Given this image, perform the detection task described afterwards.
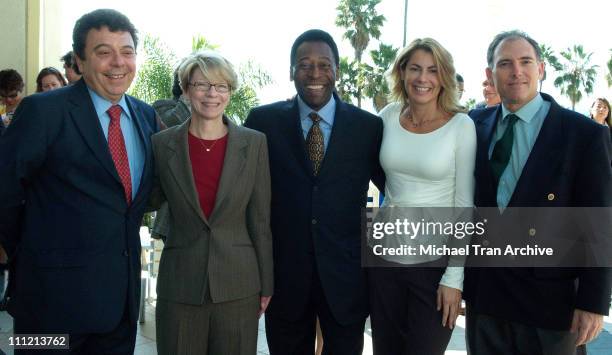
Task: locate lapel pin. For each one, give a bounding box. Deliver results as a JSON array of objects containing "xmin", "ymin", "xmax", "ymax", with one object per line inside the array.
[
  {"xmin": 529, "ymin": 228, "xmax": 536, "ymax": 237},
  {"xmin": 547, "ymin": 193, "xmax": 555, "ymax": 201}
]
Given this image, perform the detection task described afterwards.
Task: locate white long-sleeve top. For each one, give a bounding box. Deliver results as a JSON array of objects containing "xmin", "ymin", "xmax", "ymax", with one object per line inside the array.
[{"xmin": 378, "ymin": 102, "xmax": 477, "ymax": 290}]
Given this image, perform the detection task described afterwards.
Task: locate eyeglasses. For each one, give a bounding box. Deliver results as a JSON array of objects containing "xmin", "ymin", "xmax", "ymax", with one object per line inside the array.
[{"xmin": 189, "ymin": 82, "xmax": 231, "ymax": 93}]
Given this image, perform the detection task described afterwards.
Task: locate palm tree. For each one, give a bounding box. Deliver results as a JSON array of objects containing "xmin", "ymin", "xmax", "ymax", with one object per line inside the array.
[
  {"xmin": 363, "ymin": 43, "xmax": 398, "ymax": 112},
  {"xmin": 606, "ymin": 49, "xmax": 612, "ymax": 87},
  {"xmin": 129, "ymin": 35, "xmax": 176, "ymax": 104},
  {"xmin": 191, "ymin": 35, "xmax": 219, "ymax": 51},
  {"xmin": 337, "ymin": 57, "xmax": 360, "ymax": 104},
  {"xmin": 553, "ymin": 45, "xmax": 598, "ymax": 110},
  {"xmin": 336, "ymin": 0, "xmax": 385, "ymax": 107},
  {"xmin": 538, "ymin": 44, "xmax": 562, "ymax": 91}
]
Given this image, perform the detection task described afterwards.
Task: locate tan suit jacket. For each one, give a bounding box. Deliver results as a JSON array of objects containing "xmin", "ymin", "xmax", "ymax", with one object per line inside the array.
[{"xmin": 150, "ymin": 117, "xmax": 273, "ymax": 305}]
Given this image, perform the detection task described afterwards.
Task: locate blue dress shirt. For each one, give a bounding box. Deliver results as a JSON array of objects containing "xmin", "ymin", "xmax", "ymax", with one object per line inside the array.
[
  {"xmin": 87, "ymin": 88, "xmax": 145, "ymax": 198},
  {"xmin": 297, "ymin": 95, "xmax": 336, "ymax": 154},
  {"xmin": 488, "ymin": 94, "xmax": 551, "ymax": 208}
]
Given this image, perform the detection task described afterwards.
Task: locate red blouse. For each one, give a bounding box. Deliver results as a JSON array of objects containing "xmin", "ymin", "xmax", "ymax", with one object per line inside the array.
[{"xmin": 188, "ymin": 132, "xmax": 228, "ymax": 219}]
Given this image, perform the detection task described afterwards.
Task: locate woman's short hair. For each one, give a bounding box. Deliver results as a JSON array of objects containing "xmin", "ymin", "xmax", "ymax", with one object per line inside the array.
[
  {"xmin": 178, "ymin": 50, "xmax": 239, "ymax": 94},
  {"xmin": 591, "ymin": 97, "xmax": 612, "ymax": 126},
  {"xmin": 36, "ymin": 67, "xmax": 68, "ymax": 92},
  {"xmin": 388, "ymin": 38, "xmax": 463, "ymax": 114}
]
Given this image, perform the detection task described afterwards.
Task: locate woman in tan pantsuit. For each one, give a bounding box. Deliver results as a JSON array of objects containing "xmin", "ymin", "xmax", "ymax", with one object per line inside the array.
[{"xmin": 150, "ymin": 51, "xmax": 273, "ymax": 355}]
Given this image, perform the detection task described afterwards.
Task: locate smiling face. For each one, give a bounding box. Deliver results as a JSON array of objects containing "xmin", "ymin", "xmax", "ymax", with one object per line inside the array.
[
  {"xmin": 402, "ymin": 49, "xmax": 441, "ymax": 108},
  {"xmin": 187, "ymin": 68, "xmax": 230, "ymax": 122},
  {"xmin": 487, "ymin": 37, "xmax": 544, "ymax": 112},
  {"xmin": 75, "ymin": 26, "xmax": 136, "ymax": 104},
  {"xmin": 291, "ymin": 41, "xmax": 338, "ymax": 111}
]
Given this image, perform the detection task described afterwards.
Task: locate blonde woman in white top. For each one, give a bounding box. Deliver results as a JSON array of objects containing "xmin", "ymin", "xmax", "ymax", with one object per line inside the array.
[{"xmin": 368, "ymin": 38, "xmax": 476, "ymax": 355}]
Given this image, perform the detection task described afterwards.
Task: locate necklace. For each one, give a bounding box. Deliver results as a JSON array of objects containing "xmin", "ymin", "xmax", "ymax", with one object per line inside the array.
[
  {"xmin": 406, "ymin": 115, "xmax": 440, "ymax": 128},
  {"xmin": 195, "ymin": 136, "xmax": 223, "ymax": 152}
]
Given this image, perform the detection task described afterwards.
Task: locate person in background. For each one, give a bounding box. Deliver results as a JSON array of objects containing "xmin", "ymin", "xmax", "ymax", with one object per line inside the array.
[
  {"xmin": 369, "ymin": 38, "xmax": 476, "ymax": 355},
  {"xmin": 60, "ymin": 50, "xmax": 82, "ymax": 84},
  {"xmin": 150, "ymin": 50, "xmax": 273, "ymax": 355},
  {"xmin": 590, "ymin": 97, "xmax": 611, "ymax": 127},
  {"xmin": 456, "ymin": 73, "xmax": 465, "ymax": 100},
  {"xmin": 35, "ymin": 67, "xmax": 68, "ymax": 93},
  {"xmin": 0, "ymin": 69, "xmax": 25, "ymax": 131},
  {"xmin": 0, "ymin": 9, "xmax": 159, "ymax": 353},
  {"xmin": 152, "ymin": 68, "xmax": 190, "ymax": 127},
  {"xmin": 150, "ymin": 67, "xmax": 191, "ymax": 241},
  {"xmin": 475, "ymin": 78, "xmax": 501, "ymax": 109}
]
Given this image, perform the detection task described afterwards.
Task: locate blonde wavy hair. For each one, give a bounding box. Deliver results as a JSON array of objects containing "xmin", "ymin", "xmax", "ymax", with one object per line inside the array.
[{"xmin": 388, "ymin": 38, "xmax": 464, "ymax": 114}]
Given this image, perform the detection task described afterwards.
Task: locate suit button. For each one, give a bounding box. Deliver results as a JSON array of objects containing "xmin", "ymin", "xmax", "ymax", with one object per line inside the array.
[
  {"xmin": 482, "ymin": 240, "xmax": 489, "ymax": 247},
  {"xmin": 312, "ymin": 219, "xmax": 317, "ymax": 225},
  {"xmin": 123, "ymin": 250, "xmax": 129, "ymax": 257}
]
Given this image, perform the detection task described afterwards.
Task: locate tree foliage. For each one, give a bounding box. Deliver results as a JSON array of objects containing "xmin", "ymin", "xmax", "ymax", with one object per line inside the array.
[
  {"xmin": 538, "ymin": 43, "xmax": 562, "ymax": 89},
  {"xmin": 606, "ymin": 49, "xmax": 612, "ymax": 87},
  {"xmin": 227, "ymin": 61, "xmax": 273, "ymax": 123},
  {"xmin": 336, "ymin": 0, "xmax": 385, "ymax": 107},
  {"xmin": 337, "ymin": 57, "xmax": 360, "ymax": 103},
  {"xmin": 362, "ymin": 43, "xmax": 398, "ymax": 112},
  {"xmin": 129, "ymin": 34, "xmax": 271, "ymax": 124},
  {"xmin": 552, "ymin": 45, "xmax": 598, "ymax": 110},
  {"xmin": 129, "ymin": 35, "xmax": 176, "ymax": 104}
]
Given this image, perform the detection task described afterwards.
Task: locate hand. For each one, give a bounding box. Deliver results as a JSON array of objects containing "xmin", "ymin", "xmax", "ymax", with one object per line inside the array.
[
  {"xmin": 437, "ymin": 285, "xmax": 462, "ymax": 329},
  {"xmin": 259, "ymin": 296, "xmax": 272, "ymax": 318},
  {"xmin": 570, "ymin": 309, "xmax": 603, "ymax": 345}
]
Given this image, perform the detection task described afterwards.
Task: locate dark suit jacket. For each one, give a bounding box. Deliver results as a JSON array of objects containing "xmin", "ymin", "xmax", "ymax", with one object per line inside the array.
[
  {"xmin": 244, "ymin": 94, "xmax": 384, "ymax": 325},
  {"xmin": 0, "ymin": 79, "xmax": 159, "ymax": 333},
  {"xmin": 465, "ymin": 93, "xmax": 612, "ymax": 330},
  {"xmin": 149, "ymin": 118, "xmax": 273, "ymax": 306}
]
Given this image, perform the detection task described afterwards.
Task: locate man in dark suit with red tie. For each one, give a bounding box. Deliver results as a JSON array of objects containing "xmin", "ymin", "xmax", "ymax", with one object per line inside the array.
[
  {"xmin": 245, "ymin": 29, "xmax": 384, "ymax": 354},
  {"xmin": 465, "ymin": 30, "xmax": 611, "ymax": 354},
  {"xmin": 0, "ymin": 9, "xmax": 159, "ymax": 354}
]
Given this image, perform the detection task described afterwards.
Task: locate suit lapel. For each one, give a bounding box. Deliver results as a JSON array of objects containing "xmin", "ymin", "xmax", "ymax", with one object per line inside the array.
[
  {"xmin": 125, "ymin": 96, "xmax": 152, "ymax": 208},
  {"xmin": 282, "ymin": 99, "xmax": 313, "ymax": 176},
  {"xmin": 166, "ymin": 119, "xmax": 209, "ymax": 224},
  {"xmin": 208, "ymin": 119, "xmax": 247, "ymax": 222},
  {"xmin": 68, "ymin": 80, "xmax": 123, "ymax": 186},
  {"xmin": 474, "ymin": 106, "xmax": 502, "ymax": 205},
  {"xmin": 508, "ymin": 96, "xmax": 564, "ymax": 206},
  {"xmin": 317, "ymin": 97, "xmax": 350, "ymax": 177}
]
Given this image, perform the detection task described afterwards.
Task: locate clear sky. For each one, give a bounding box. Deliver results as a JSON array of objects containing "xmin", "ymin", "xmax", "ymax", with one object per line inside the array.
[{"xmin": 54, "ymin": 0, "xmax": 612, "ymax": 115}]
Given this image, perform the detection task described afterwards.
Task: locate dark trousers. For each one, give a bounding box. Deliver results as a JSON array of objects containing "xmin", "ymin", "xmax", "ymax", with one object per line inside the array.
[
  {"xmin": 466, "ymin": 306, "xmax": 579, "ymax": 355},
  {"xmin": 368, "ymin": 265, "xmax": 452, "ymax": 355},
  {"xmin": 14, "ymin": 303, "xmax": 136, "ymax": 355},
  {"xmin": 265, "ymin": 269, "xmax": 366, "ymax": 355}
]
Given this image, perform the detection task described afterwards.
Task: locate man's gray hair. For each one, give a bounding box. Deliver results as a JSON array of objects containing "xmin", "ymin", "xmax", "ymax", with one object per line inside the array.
[{"xmin": 486, "ymin": 30, "xmax": 542, "ymax": 68}]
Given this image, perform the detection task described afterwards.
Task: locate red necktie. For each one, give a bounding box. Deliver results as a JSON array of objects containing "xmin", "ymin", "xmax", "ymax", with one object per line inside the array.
[{"xmin": 107, "ymin": 105, "xmax": 132, "ymax": 205}]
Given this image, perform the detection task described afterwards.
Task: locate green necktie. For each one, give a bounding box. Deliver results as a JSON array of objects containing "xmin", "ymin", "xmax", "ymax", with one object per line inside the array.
[
  {"xmin": 307, "ymin": 112, "xmax": 324, "ymax": 176},
  {"xmin": 490, "ymin": 114, "xmax": 519, "ymax": 191}
]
